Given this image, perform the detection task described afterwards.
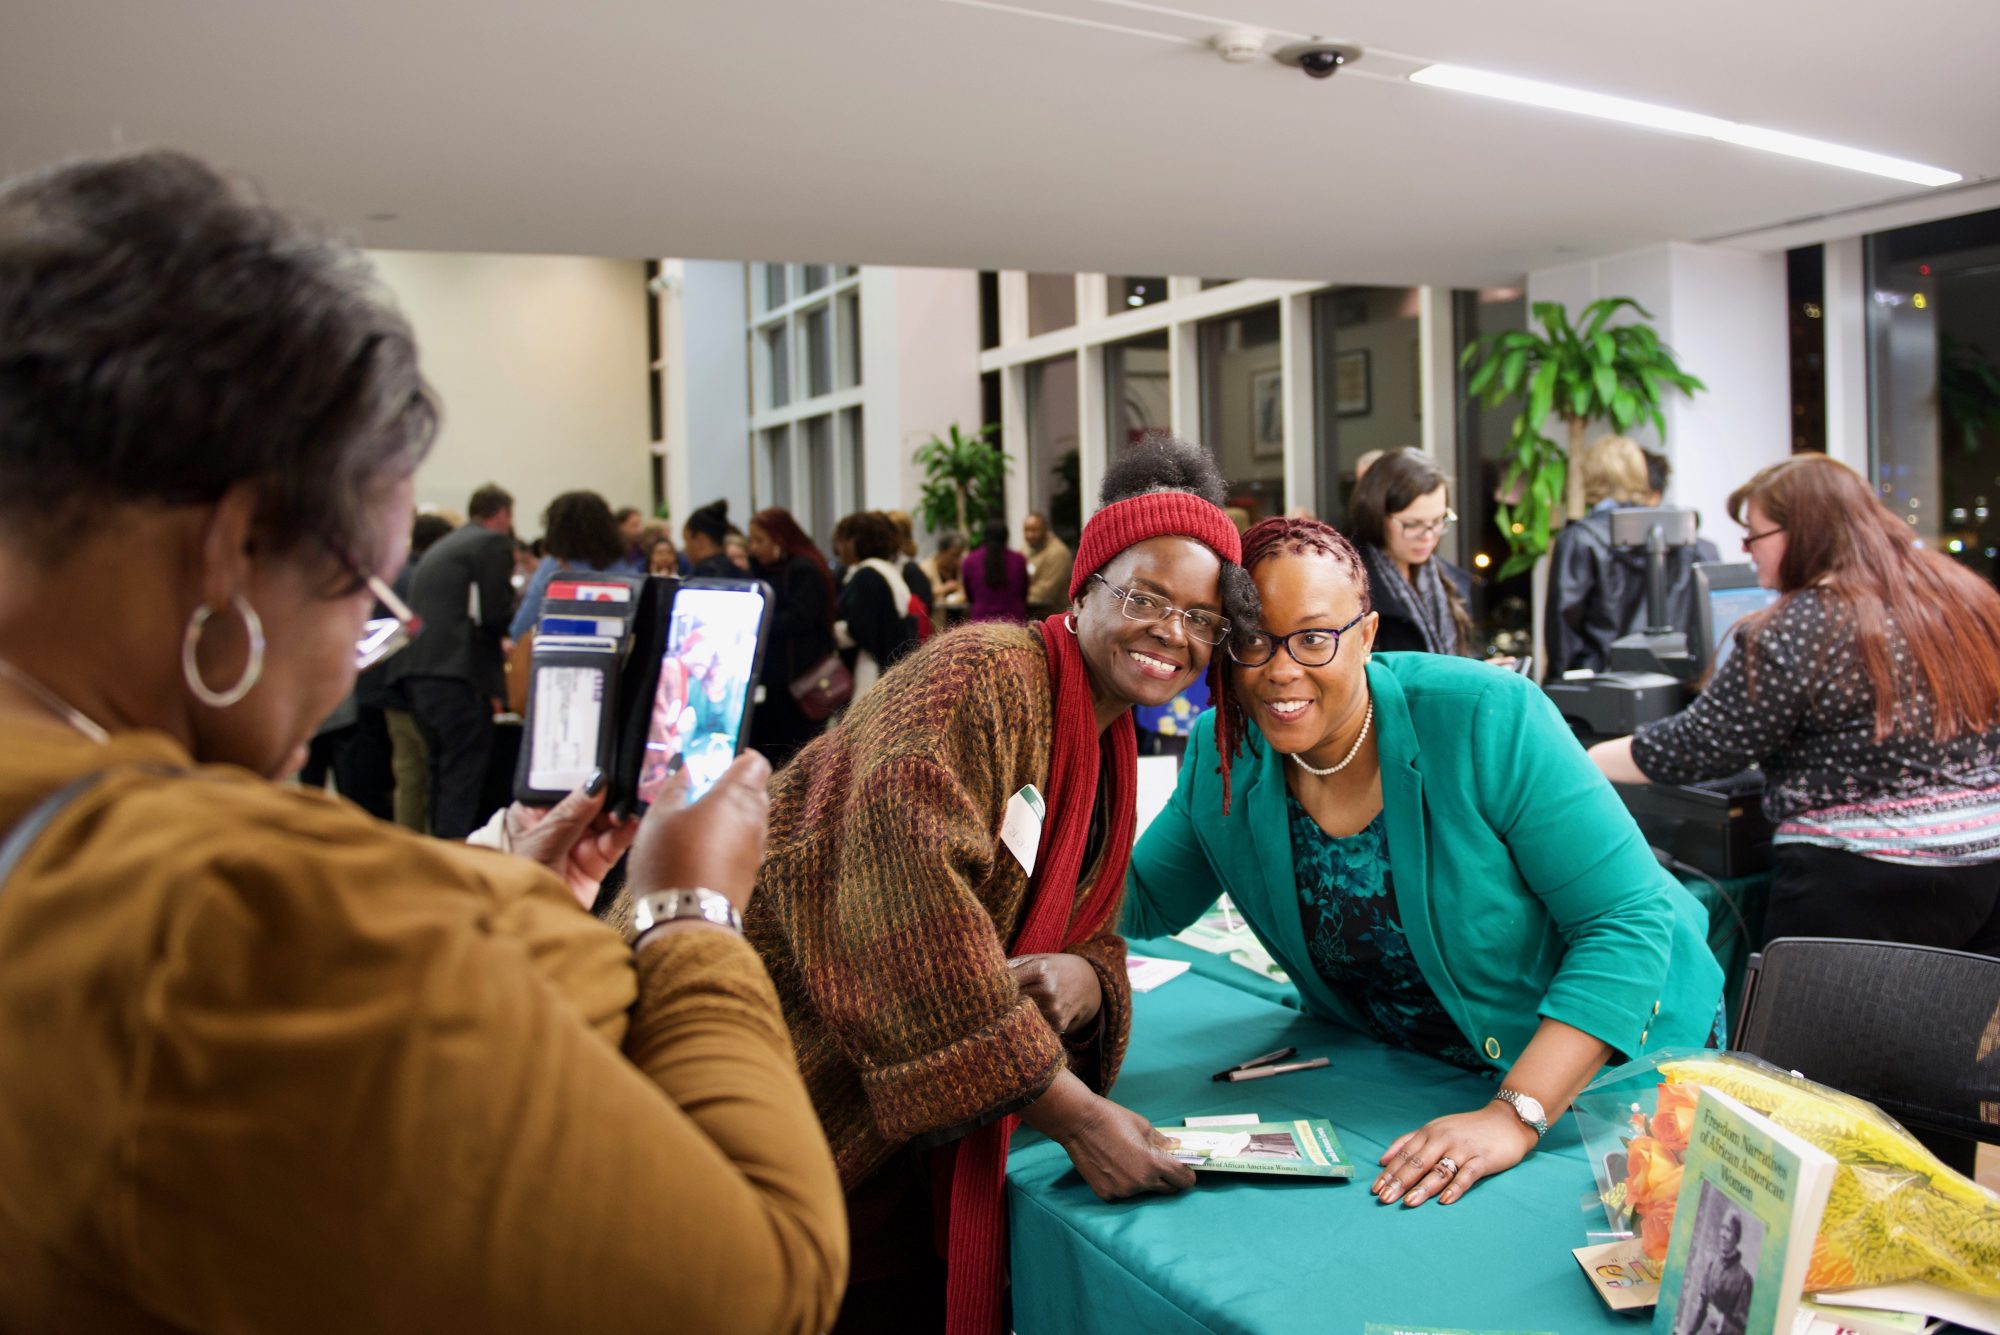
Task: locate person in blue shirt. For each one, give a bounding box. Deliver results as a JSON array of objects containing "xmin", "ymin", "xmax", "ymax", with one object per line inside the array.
[
  {"xmin": 509, "ymin": 490, "xmax": 635, "ymax": 639},
  {"xmin": 1126, "ymin": 515, "xmax": 1721, "ymax": 1209}
]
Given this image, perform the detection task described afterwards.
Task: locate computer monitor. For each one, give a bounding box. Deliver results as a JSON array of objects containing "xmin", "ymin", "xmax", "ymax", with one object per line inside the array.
[{"xmin": 1693, "ymin": 561, "xmax": 1778, "ymax": 680}]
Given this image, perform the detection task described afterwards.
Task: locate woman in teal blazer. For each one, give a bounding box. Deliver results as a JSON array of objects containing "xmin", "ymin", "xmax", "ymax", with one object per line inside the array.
[{"xmin": 1126, "ymin": 517, "xmax": 1721, "ymax": 1208}]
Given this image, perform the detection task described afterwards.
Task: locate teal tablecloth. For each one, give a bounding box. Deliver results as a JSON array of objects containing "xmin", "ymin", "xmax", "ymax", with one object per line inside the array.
[
  {"xmin": 1007, "ymin": 972, "xmax": 1628, "ymax": 1334},
  {"xmin": 1126, "ymin": 934, "xmax": 1300, "ymax": 1011}
]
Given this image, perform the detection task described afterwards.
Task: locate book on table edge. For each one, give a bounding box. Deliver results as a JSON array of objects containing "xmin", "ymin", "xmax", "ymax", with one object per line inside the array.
[
  {"xmin": 1652, "ymin": 1086, "xmax": 1838, "ymax": 1335},
  {"xmin": 1155, "ymin": 1118, "xmax": 1352, "ymax": 1178}
]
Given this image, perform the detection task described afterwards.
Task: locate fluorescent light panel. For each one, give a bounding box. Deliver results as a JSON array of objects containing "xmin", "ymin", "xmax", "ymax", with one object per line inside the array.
[{"xmin": 1409, "ymin": 63, "xmax": 1961, "ymax": 188}]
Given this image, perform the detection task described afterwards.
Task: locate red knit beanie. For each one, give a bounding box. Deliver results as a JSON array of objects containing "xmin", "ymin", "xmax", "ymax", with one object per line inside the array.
[{"xmin": 1067, "ymin": 492, "xmax": 1244, "ymax": 600}]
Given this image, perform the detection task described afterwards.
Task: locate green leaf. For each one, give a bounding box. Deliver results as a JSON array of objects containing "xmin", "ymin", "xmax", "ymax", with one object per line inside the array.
[
  {"xmin": 1466, "ymin": 353, "xmax": 1501, "ymax": 398},
  {"xmin": 1612, "ymin": 387, "xmax": 1638, "ymax": 429},
  {"xmin": 1592, "ymin": 362, "xmax": 1618, "ymax": 408},
  {"xmin": 1593, "ymin": 331, "xmax": 1615, "ymax": 364},
  {"xmin": 1499, "ymin": 348, "xmax": 1528, "ymax": 396},
  {"xmin": 1527, "ymin": 359, "xmax": 1558, "ymax": 427},
  {"xmin": 1569, "ymin": 381, "xmax": 1593, "ymax": 418}
]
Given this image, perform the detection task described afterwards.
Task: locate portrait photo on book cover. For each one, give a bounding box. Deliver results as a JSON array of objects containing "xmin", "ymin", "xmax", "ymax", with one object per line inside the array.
[
  {"xmin": 1239, "ymin": 1132, "xmax": 1305, "ymax": 1161},
  {"xmin": 1673, "ymin": 1181, "xmax": 1762, "ymax": 1335}
]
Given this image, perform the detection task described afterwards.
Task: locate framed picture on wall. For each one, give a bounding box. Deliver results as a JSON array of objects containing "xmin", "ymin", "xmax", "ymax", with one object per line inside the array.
[
  {"xmin": 1335, "ymin": 349, "xmax": 1371, "ymax": 417},
  {"xmin": 1251, "ymin": 368, "xmax": 1284, "ymax": 458}
]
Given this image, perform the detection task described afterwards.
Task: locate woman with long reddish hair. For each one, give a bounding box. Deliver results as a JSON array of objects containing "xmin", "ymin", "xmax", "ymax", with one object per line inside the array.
[
  {"xmin": 1591, "ymin": 452, "xmax": 2000, "ymax": 952},
  {"xmin": 744, "ymin": 505, "xmax": 838, "ymax": 768}
]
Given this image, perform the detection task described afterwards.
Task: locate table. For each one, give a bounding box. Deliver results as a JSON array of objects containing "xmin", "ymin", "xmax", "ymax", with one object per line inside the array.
[{"xmin": 1007, "ymin": 971, "xmax": 1627, "ymax": 1334}]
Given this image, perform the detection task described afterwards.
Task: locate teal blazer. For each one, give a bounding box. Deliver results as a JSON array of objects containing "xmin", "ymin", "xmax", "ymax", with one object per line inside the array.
[{"xmin": 1125, "ymin": 653, "xmax": 1722, "ymax": 1068}]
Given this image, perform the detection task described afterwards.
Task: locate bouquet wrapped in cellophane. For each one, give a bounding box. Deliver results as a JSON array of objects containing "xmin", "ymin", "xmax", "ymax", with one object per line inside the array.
[{"xmin": 1573, "ymin": 1049, "xmax": 2000, "ymax": 1299}]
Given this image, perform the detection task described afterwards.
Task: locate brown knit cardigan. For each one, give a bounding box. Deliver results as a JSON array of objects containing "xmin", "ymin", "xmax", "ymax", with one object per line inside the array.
[{"xmin": 746, "ymin": 622, "xmax": 1133, "ymax": 1189}]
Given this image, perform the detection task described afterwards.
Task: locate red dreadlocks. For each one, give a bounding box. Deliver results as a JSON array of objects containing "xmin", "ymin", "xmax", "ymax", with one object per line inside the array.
[{"xmin": 1214, "ymin": 515, "xmax": 1371, "ymax": 815}]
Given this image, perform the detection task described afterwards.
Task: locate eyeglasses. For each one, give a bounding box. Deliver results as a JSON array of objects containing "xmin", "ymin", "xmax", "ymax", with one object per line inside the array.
[
  {"xmin": 325, "ymin": 541, "xmax": 423, "ymax": 670},
  {"xmin": 1088, "ymin": 572, "xmax": 1232, "ymax": 646},
  {"xmin": 1741, "ymin": 525, "xmax": 1785, "ymax": 552},
  {"xmin": 1396, "ymin": 510, "xmax": 1457, "ymax": 539},
  {"xmin": 1227, "ymin": 610, "xmax": 1369, "ymax": 668}
]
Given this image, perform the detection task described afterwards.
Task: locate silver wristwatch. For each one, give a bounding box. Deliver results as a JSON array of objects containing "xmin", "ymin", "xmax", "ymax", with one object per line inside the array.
[
  {"xmin": 1493, "ymin": 1088, "xmax": 1550, "ymax": 1138},
  {"xmin": 631, "ymin": 888, "xmax": 742, "ymax": 941}
]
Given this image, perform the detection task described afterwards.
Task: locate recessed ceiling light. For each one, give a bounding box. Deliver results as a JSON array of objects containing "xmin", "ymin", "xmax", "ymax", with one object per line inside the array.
[{"xmin": 1408, "ymin": 63, "xmax": 1960, "ymax": 188}]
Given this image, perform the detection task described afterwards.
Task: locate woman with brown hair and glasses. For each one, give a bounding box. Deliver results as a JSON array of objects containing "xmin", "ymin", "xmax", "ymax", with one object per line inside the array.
[
  {"xmin": 1345, "ymin": 446, "xmax": 1483, "ymax": 658},
  {"xmin": 1126, "ymin": 516, "xmax": 1720, "ymax": 1212},
  {"xmin": 1591, "ymin": 452, "xmax": 2000, "ymax": 953},
  {"xmin": 0, "ymin": 149, "xmax": 844, "ymax": 1332}
]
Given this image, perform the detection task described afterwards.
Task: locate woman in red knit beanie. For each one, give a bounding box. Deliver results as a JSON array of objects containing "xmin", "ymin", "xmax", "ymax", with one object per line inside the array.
[{"xmin": 745, "ymin": 432, "xmax": 1253, "ymax": 1334}]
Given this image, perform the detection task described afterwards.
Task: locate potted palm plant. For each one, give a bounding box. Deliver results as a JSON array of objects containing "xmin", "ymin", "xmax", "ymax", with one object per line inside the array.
[
  {"xmin": 914, "ymin": 421, "xmax": 1009, "ymax": 538},
  {"xmin": 1462, "ymin": 297, "xmax": 1705, "ymax": 578}
]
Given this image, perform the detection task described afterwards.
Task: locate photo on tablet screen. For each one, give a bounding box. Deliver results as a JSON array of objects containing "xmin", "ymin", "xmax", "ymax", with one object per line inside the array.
[{"xmin": 636, "ymin": 586, "xmax": 764, "ymax": 806}]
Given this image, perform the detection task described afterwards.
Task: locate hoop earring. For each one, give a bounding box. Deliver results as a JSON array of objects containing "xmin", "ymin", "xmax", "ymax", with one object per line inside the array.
[
  {"xmin": 182, "ymin": 595, "xmax": 266, "ymax": 708},
  {"xmin": 1063, "ymin": 613, "xmax": 1078, "ymax": 635}
]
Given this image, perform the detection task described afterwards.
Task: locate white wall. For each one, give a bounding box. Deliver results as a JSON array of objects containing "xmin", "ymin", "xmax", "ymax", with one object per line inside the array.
[
  {"xmin": 368, "ymin": 250, "xmax": 652, "ymax": 534},
  {"xmin": 679, "ymin": 259, "xmax": 753, "ymax": 525},
  {"xmin": 887, "ymin": 267, "xmax": 984, "ymax": 515},
  {"xmin": 1526, "ymin": 241, "xmax": 1789, "ymax": 541}
]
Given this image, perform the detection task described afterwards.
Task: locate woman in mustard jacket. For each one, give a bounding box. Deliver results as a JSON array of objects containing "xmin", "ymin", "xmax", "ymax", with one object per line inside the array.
[{"xmin": 1126, "ymin": 516, "xmax": 1721, "ymax": 1210}]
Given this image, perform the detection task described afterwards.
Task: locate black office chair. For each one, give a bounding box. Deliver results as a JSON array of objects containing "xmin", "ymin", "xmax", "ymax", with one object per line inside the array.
[{"xmin": 1734, "ymin": 936, "xmax": 2000, "ymax": 1176}]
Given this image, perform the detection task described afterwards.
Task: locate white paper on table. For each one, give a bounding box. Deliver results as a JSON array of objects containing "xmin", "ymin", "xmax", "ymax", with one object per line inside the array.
[
  {"xmin": 1125, "ymin": 954, "xmax": 1191, "ymax": 992},
  {"xmin": 1185, "ymin": 1113, "xmax": 1260, "ymax": 1127},
  {"xmin": 1815, "ymin": 1282, "xmax": 2000, "ymax": 1333}
]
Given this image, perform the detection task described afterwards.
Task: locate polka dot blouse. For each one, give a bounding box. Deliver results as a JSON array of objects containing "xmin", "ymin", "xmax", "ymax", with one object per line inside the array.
[{"xmin": 1630, "ymin": 588, "xmax": 2000, "ymax": 863}]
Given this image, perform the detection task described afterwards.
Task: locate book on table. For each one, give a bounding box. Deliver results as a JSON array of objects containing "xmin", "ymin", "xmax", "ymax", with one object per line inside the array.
[
  {"xmin": 1156, "ymin": 1118, "xmax": 1353, "ymax": 1179},
  {"xmin": 1652, "ymin": 1086, "xmax": 1837, "ymax": 1335}
]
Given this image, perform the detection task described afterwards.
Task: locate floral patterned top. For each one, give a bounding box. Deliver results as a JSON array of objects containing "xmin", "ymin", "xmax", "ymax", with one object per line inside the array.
[{"xmin": 1288, "ymin": 795, "xmax": 1488, "ymax": 1073}]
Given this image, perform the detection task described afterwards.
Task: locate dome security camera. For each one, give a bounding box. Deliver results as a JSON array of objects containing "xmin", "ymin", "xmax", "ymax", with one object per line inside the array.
[{"xmin": 1274, "ymin": 38, "xmax": 1362, "ymax": 79}]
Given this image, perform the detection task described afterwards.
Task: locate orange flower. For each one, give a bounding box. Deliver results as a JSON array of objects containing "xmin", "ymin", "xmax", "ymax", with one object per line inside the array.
[
  {"xmin": 1625, "ymin": 1136, "xmax": 1685, "ymax": 1214},
  {"xmin": 1639, "ymin": 1202, "xmax": 1676, "ymax": 1262},
  {"xmin": 1650, "ymin": 1083, "xmax": 1700, "ymax": 1154}
]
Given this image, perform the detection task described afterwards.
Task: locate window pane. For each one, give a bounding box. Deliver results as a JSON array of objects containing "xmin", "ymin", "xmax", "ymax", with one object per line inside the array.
[
  {"xmin": 762, "ymin": 324, "xmax": 790, "ymax": 410},
  {"xmin": 840, "ymin": 407, "xmax": 864, "ymax": 518},
  {"xmin": 764, "ymin": 263, "xmax": 787, "ymax": 310},
  {"xmin": 1027, "ymin": 274, "xmax": 1077, "ymax": 337},
  {"xmin": 1311, "ymin": 286, "xmax": 1424, "ymax": 529},
  {"xmin": 1452, "ymin": 288, "xmax": 1525, "ymax": 575},
  {"xmin": 1868, "ymin": 207, "xmax": 2000, "ymax": 580},
  {"xmin": 806, "ymin": 415, "xmax": 835, "ymax": 548},
  {"xmin": 836, "ymin": 292, "xmax": 862, "ymax": 390},
  {"xmin": 837, "ymin": 265, "xmax": 859, "ymax": 281},
  {"xmin": 1197, "ymin": 304, "xmax": 1284, "ymax": 524},
  {"xmin": 765, "ymin": 426, "xmax": 792, "ymax": 512},
  {"xmin": 1026, "ymin": 355, "xmax": 1080, "ymax": 545},
  {"xmin": 1111, "ymin": 276, "xmax": 1167, "ymax": 312},
  {"xmin": 803, "ymin": 305, "xmax": 832, "ymax": 399},
  {"xmin": 801, "ymin": 264, "xmax": 829, "ymax": 294},
  {"xmin": 1105, "ymin": 330, "xmax": 1171, "ymax": 452}
]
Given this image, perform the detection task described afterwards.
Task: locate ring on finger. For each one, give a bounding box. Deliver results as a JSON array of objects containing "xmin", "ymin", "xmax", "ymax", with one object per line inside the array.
[{"xmin": 1434, "ymin": 1156, "xmax": 1459, "ymax": 1177}]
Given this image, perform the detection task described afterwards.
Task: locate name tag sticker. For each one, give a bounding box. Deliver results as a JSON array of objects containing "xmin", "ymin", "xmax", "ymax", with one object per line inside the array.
[{"xmin": 1000, "ymin": 783, "xmax": 1047, "ymax": 876}]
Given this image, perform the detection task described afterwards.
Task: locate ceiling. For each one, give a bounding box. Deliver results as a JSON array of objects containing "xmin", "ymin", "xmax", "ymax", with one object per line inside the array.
[{"xmin": 6, "ymin": 0, "xmax": 1998, "ymax": 286}]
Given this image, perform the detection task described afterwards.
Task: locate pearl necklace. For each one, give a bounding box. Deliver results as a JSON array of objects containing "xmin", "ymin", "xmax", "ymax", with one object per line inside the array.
[
  {"xmin": 1290, "ymin": 698, "xmax": 1373, "ymax": 778},
  {"xmin": 0, "ymin": 657, "xmax": 111, "ymax": 745}
]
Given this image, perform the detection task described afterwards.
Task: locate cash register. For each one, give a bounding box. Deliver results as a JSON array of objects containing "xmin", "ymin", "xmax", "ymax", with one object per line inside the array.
[{"xmin": 1542, "ymin": 507, "xmax": 1779, "ymax": 877}]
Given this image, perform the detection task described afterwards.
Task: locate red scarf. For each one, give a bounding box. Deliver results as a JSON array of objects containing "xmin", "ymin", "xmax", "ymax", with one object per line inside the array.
[{"xmin": 940, "ymin": 612, "xmax": 1137, "ymax": 1335}]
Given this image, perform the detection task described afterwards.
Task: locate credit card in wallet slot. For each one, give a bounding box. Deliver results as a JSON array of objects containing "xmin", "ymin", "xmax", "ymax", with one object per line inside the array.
[
  {"xmin": 540, "ymin": 614, "xmax": 627, "ymax": 638},
  {"xmin": 546, "ymin": 580, "xmax": 632, "ymax": 603},
  {"xmin": 530, "ymin": 634, "xmax": 620, "ymax": 653}
]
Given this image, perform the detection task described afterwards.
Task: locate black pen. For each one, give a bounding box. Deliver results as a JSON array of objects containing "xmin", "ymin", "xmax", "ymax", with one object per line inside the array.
[{"xmin": 1209, "ymin": 1045, "xmax": 1297, "ymax": 1081}]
